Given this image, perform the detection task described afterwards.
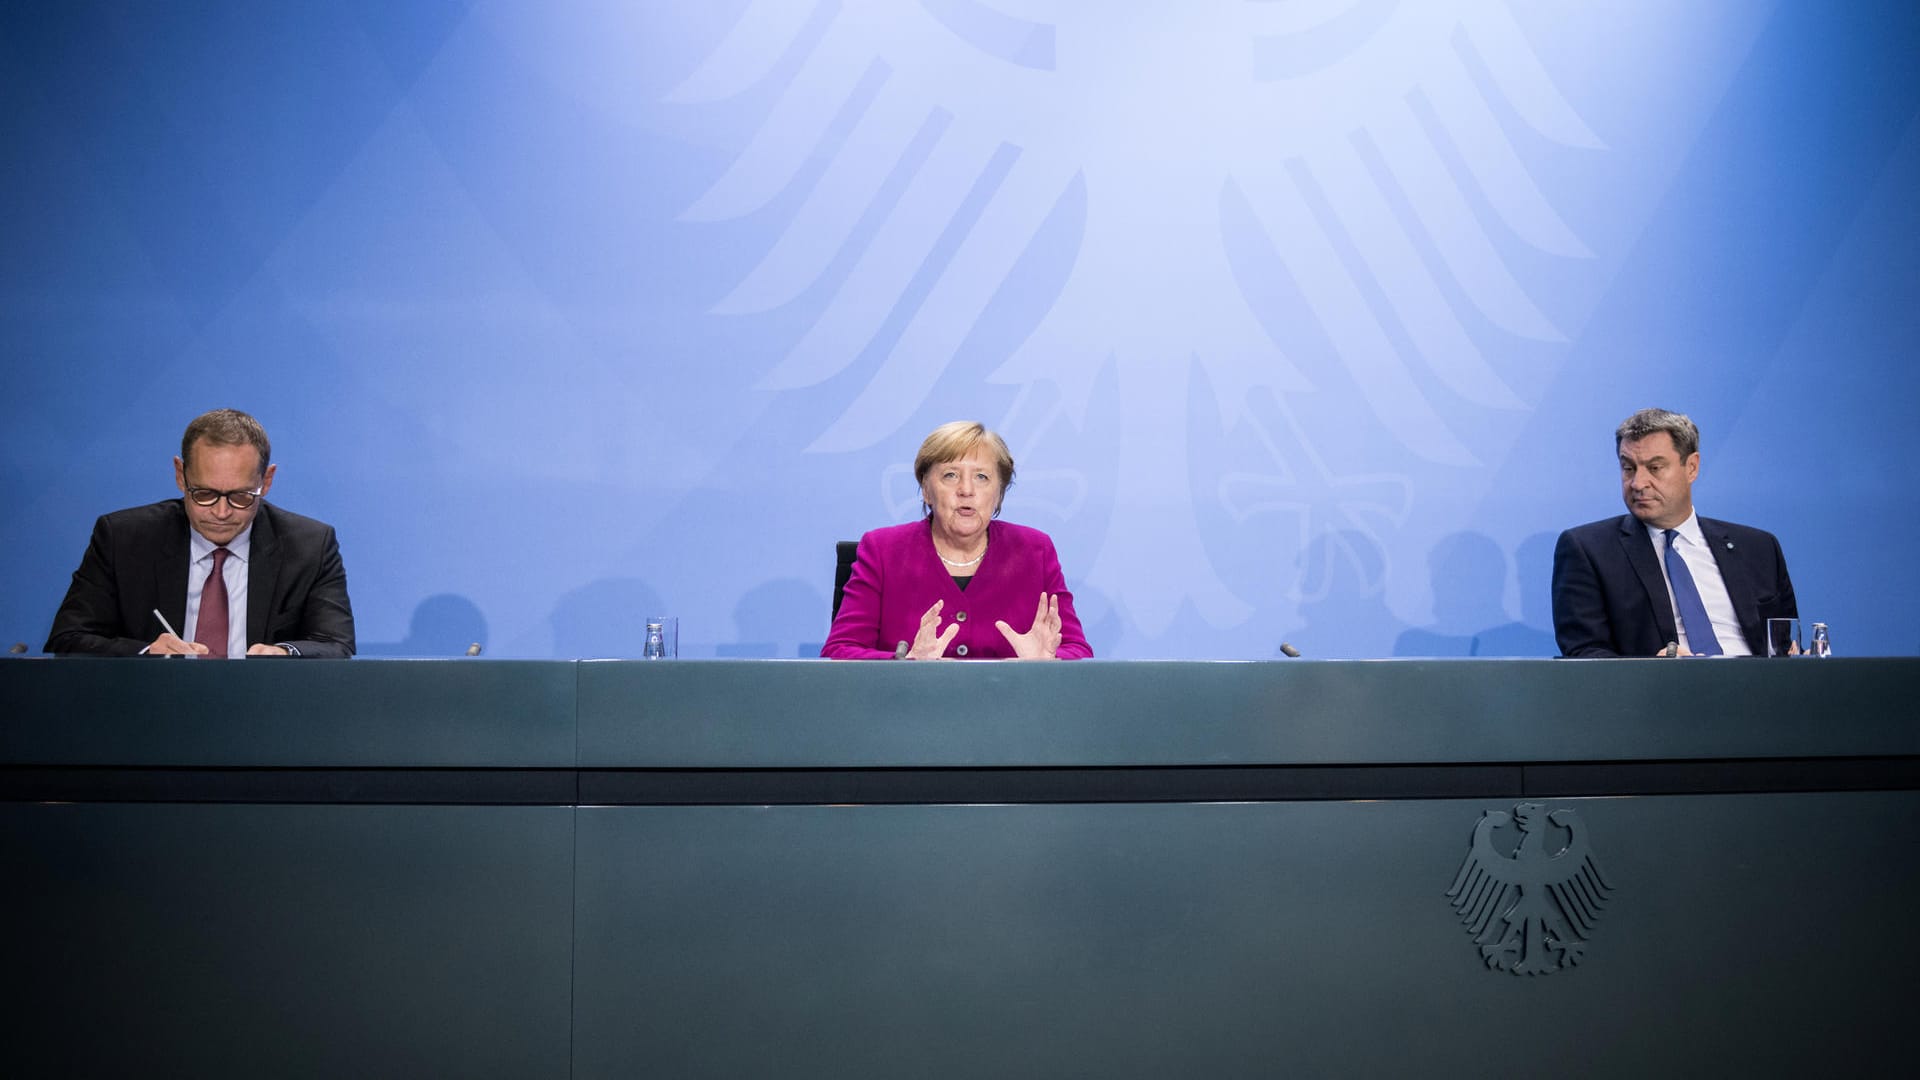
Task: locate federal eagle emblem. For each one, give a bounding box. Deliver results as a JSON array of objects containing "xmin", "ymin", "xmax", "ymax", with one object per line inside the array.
[{"xmin": 1446, "ymin": 802, "xmax": 1613, "ymax": 975}]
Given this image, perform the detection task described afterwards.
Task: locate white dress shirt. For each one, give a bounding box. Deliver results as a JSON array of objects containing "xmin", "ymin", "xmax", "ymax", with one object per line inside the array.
[
  {"xmin": 185, "ymin": 522, "xmax": 252, "ymax": 658},
  {"xmin": 1649, "ymin": 512, "xmax": 1750, "ymax": 657}
]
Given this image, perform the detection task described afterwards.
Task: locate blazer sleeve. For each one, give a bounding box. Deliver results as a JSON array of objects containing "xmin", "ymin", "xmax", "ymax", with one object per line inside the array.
[
  {"xmin": 276, "ymin": 523, "xmax": 355, "ymax": 658},
  {"xmin": 1550, "ymin": 528, "xmax": 1621, "ymax": 658},
  {"xmin": 1763, "ymin": 533, "xmax": 1798, "ymax": 619},
  {"xmin": 44, "ymin": 514, "xmax": 153, "ymax": 656},
  {"xmin": 1041, "ymin": 536, "xmax": 1094, "ymax": 660},
  {"xmin": 821, "ymin": 532, "xmax": 895, "ymax": 660}
]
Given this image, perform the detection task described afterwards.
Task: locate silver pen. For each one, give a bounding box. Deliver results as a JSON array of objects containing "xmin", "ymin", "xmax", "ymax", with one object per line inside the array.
[{"xmin": 152, "ymin": 608, "xmax": 191, "ymax": 657}]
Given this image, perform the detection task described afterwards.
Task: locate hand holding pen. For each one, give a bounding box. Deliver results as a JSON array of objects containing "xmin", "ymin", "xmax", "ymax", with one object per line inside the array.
[{"xmin": 149, "ymin": 609, "xmax": 209, "ymax": 657}]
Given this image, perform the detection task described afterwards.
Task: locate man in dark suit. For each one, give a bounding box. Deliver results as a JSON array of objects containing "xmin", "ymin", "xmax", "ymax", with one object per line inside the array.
[
  {"xmin": 1551, "ymin": 408, "xmax": 1795, "ymax": 658},
  {"xmin": 45, "ymin": 409, "xmax": 355, "ymax": 657}
]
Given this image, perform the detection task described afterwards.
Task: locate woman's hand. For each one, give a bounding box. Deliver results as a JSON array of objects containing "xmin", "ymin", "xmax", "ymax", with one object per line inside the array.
[
  {"xmin": 995, "ymin": 592, "xmax": 1062, "ymax": 659},
  {"xmin": 907, "ymin": 599, "xmax": 960, "ymax": 659}
]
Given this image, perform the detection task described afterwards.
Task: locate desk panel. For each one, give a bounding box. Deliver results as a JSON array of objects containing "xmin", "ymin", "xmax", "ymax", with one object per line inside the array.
[
  {"xmin": 576, "ymin": 658, "xmax": 1920, "ymax": 767},
  {"xmin": 1, "ymin": 658, "xmax": 577, "ymax": 767},
  {"xmin": 570, "ymin": 792, "xmax": 1916, "ymax": 1078},
  {"xmin": 2, "ymin": 803, "xmax": 574, "ymax": 1079}
]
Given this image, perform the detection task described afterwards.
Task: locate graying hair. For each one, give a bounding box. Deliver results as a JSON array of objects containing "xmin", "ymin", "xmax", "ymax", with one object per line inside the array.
[
  {"xmin": 182, "ymin": 408, "xmax": 272, "ymax": 473},
  {"xmin": 1615, "ymin": 408, "xmax": 1698, "ymax": 460}
]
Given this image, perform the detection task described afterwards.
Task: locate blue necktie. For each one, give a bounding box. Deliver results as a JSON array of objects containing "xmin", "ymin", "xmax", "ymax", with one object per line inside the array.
[{"xmin": 1662, "ymin": 529, "xmax": 1722, "ymax": 657}]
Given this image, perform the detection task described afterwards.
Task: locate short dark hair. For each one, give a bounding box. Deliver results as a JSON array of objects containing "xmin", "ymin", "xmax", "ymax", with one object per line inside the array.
[
  {"xmin": 1615, "ymin": 408, "xmax": 1698, "ymax": 460},
  {"xmin": 181, "ymin": 409, "xmax": 272, "ymax": 474}
]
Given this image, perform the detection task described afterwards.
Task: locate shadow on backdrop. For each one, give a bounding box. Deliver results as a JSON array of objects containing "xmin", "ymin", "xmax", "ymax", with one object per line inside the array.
[
  {"xmin": 718, "ymin": 578, "xmax": 829, "ymax": 658},
  {"xmin": 1286, "ymin": 530, "xmax": 1408, "ymax": 660},
  {"xmin": 1470, "ymin": 531, "xmax": 1559, "ymax": 658},
  {"xmin": 357, "ymin": 593, "xmax": 489, "ymax": 657},
  {"xmin": 550, "ymin": 578, "xmax": 665, "ymax": 659},
  {"xmin": 1395, "ymin": 531, "xmax": 1512, "ymax": 658}
]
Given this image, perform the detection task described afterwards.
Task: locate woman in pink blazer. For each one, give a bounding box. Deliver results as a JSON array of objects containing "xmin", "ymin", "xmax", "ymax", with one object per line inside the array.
[{"xmin": 822, "ymin": 421, "xmax": 1093, "ymax": 660}]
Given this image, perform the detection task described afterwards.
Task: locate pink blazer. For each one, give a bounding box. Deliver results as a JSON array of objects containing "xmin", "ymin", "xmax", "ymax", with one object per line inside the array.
[{"xmin": 822, "ymin": 519, "xmax": 1093, "ymax": 659}]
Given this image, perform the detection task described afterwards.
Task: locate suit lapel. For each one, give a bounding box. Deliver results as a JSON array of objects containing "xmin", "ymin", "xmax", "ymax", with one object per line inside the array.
[
  {"xmin": 1701, "ymin": 518, "xmax": 1760, "ymax": 651},
  {"xmin": 248, "ymin": 505, "xmax": 278, "ymax": 647},
  {"xmin": 1616, "ymin": 516, "xmax": 1677, "ymax": 643},
  {"xmin": 156, "ymin": 505, "xmax": 190, "ymax": 634}
]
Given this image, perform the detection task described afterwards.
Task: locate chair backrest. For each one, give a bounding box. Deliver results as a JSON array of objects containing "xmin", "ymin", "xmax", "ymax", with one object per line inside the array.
[{"xmin": 830, "ymin": 541, "xmax": 859, "ymax": 625}]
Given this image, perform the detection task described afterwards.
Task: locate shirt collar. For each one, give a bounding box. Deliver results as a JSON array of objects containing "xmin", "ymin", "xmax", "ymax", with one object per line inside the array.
[
  {"xmin": 1645, "ymin": 510, "xmax": 1703, "ymax": 550},
  {"xmin": 189, "ymin": 520, "xmax": 254, "ymax": 564}
]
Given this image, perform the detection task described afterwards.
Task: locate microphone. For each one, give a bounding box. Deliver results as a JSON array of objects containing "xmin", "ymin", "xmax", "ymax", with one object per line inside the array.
[
  {"xmin": 894, "ymin": 641, "xmax": 910, "ymax": 660},
  {"xmin": 1278, "ymin": 642, "xmax": 1302, "ymax": 658},
  {"xmin": 466, "ymin": 643, "xmax": 484, "ymax": 656}
]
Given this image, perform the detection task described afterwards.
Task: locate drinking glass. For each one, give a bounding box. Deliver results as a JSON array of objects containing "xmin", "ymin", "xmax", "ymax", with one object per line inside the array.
[{"xmin": 643, "ymin": 616, "xmax": 678, "ymax": 659}]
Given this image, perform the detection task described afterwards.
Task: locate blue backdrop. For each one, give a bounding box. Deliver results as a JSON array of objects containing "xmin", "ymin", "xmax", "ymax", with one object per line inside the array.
[{"xmin": 4, "ymin": 1, "xmax": 1916, "ymax": 659}]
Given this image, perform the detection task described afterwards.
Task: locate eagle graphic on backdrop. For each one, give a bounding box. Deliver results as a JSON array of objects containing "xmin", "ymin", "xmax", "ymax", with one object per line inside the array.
[
  {"xmin": 1448, "ymin": 802, "xmax": 1614, "ymax": 974},
  {"xmin": 671, "ymin": 0, "xmax": 1601, "ymax": 634}
]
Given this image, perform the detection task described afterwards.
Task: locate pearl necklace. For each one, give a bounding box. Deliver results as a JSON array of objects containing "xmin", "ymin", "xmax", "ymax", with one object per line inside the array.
[{"xmin": 938, "ymin": 541, "xmax": 986, "ymax": 568}]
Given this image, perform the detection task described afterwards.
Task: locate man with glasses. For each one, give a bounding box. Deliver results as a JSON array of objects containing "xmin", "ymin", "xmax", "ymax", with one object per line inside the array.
[{"xmin": 45, "ymin": 409, "xmax": 355, "ymax": 657}]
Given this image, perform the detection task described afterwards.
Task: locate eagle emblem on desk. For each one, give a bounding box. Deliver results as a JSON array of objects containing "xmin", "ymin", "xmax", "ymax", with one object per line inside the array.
[{"xmin": 1446, "ymin": 802, "xmax": 1613, "ymax": 975}]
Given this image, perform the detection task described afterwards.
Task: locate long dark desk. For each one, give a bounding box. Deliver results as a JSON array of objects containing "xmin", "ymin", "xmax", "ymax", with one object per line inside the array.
[{"xmin": 4, "ymin": 659, "xmax": 1917, "ymax": 1077}]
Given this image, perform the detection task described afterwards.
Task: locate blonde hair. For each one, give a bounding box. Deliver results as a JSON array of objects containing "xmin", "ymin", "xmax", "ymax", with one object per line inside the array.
[{"xmin": 914, "ymin": 421, "xmax": 1015, "ymax": 517}]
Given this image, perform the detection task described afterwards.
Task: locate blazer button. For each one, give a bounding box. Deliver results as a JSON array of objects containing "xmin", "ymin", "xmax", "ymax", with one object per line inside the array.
[
  {"xmin": 956, "ymin": 644, "xmax": 969, "ymax": 657},
  {"xmin": 954, "ymin": 611, "xmax": 968, "ymax": 622}
]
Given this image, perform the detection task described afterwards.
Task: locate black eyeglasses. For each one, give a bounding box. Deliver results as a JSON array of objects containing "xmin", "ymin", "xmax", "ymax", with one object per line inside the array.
[{"xmin": 185, "ymin": 486, "xmax": 264, "ymax": 510}]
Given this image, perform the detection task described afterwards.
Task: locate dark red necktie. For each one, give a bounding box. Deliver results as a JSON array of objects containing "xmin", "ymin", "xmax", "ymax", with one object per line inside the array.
[{"xmin": 193, "ymin": 547, "xmax": 231, "ymax": 657}]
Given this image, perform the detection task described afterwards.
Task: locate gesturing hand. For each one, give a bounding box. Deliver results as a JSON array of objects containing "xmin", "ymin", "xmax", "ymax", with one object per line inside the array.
[
  {"xmin": 995, "ymin": 592, "xmax": 1062, "ymax": 660},
  {"xmin": 907, "ymin": 599, "xmax": 960, "ymax": 660}
]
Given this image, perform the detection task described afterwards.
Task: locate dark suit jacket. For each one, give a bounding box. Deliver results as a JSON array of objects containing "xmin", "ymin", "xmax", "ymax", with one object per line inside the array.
[
  {"xmin": 1551, "ymin": 514, "xmax": 1795, "ymax": 658},
  {"xmin": 45, "ymin": 499, "xmax": 356, "ymax": 657}
]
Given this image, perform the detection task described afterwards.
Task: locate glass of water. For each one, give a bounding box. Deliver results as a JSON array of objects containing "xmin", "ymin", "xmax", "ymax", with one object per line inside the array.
[{"xmin": 643, "ymin": 616, "xmax": 678, "ymax": 659}]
